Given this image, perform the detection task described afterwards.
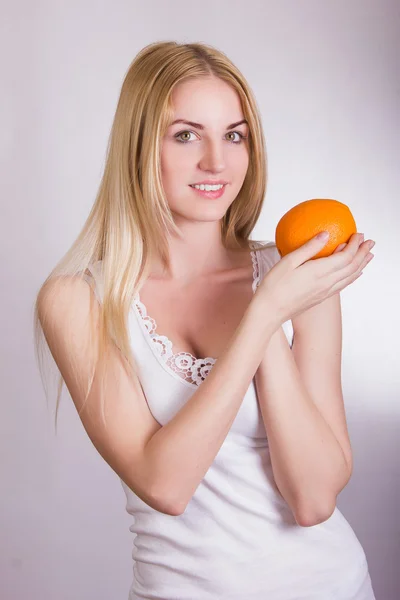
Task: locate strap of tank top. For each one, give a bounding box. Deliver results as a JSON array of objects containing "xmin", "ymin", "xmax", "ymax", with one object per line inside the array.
[
  {"xmin": 255, "ymin": 240, "xmax": 281, "ymax": 286},
  {"xmin": 82, "ymin": 261, "xmax": 104, "ymax": 304}
]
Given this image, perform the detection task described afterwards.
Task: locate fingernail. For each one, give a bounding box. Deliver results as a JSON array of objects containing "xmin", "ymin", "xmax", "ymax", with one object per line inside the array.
[{"xmin": 317, "ymin": 231, "xmax": 329, "ymax": 241}]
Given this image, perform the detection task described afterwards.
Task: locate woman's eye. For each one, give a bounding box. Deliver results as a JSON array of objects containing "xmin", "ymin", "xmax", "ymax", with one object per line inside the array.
[
  {"xmin": 174, "ymin": 131, "xmax": 246, "ymax": 144},
  {"xmin": 175, "ymin": 131, "xmax": 195, "ymax": 143},
  {"xmin": 226, "ymin": 131, "xmax": 244, "ymax": 143}
]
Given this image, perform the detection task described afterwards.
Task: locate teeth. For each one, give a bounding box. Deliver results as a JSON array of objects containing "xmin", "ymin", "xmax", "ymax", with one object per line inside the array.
[{"xmin": 191, "ymin": 184, "xmax": 224, "ymax": 191}]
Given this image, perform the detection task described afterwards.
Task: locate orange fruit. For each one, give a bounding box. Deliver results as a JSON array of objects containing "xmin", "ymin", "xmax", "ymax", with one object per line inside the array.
[{"xmin": 275, "ymin": 198, "xmax": 357, "ymax": 259}]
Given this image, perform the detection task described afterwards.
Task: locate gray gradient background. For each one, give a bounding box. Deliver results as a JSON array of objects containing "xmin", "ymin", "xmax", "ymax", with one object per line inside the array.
[{"xmin": 1, "ymin": 1, "xmax": 399, "ymax": 599}]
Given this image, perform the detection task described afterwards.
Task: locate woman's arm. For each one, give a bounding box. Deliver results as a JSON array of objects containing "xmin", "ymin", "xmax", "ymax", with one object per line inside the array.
[
  {"xmin": 255, "ymin": 293, "xmax": 352, "ymax": 527},
  {"xmin": 40, "ymin": 277, "xmax": 279, "ymax": 518},
  {"xmin": 160, "ymin": 233, "xmax": 369, "ymax": 519},
  {"xmin": 144, "ymin": 290, "xmax": 281, "ymax": 515}
]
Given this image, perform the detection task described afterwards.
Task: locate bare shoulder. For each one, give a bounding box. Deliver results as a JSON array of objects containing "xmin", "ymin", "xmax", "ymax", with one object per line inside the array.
[
  {"xmin": 38, "ymin": 273, "xmax": 96, "ymax": 330},
  {"xmin": 37, "ymin": 274, "xmax": 100, "ymax": 402},
  {"xmin": 37, "ymin": 274, "xmax": 173, "ymax": 514}
]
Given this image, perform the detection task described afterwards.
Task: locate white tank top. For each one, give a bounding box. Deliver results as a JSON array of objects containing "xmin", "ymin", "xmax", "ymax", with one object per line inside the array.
[{"xmin": 83, "ymin": 240, "xmax": 375, "ymax": 600}]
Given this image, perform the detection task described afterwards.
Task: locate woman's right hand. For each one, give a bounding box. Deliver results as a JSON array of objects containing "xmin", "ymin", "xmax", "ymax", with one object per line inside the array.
[{"xmin": 256, "ymin": 232, "xmax": 375, "ymax": 325}]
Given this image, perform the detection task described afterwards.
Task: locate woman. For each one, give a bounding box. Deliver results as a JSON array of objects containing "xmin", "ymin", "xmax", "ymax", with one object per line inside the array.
[{"xmin": 34, "ymin": 41, "xmax": 376, "ymax": 599}]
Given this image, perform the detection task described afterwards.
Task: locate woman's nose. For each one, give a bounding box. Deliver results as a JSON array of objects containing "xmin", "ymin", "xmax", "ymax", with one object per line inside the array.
[{"xmin": 199, "ymin": 140, "xmax": 226, "ymax": 172}]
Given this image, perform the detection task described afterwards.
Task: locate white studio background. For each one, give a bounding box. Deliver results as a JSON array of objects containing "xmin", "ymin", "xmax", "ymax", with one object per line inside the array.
[{"xmin": 1, "ymin": 1, "xmax": 399, "ymax": 599}]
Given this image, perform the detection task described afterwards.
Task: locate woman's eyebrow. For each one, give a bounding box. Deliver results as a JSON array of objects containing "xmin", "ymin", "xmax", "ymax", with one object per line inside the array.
[{"xmin": 170, "ymin": 118, "xmax": 248, "ymax": 130}]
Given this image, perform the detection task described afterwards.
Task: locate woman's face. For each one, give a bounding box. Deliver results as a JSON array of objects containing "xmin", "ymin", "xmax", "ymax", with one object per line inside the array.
[{"xmin": 160, "ymin": 76, "xmax": 250, "ymax": 222}]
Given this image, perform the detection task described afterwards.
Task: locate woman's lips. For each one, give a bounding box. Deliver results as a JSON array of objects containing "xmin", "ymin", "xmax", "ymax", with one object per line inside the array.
[{"xmin": 189, "ymin": 184, "xmax": 227, "ymax": 199}]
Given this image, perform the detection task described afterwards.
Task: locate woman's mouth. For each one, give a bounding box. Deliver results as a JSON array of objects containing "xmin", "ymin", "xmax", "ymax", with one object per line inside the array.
[{"xmin": 189, "ymin": 183, "xmax": 227, "ymax": 199}]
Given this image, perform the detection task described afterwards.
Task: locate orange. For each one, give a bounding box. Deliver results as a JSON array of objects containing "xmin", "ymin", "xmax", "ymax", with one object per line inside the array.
[{"xmin": 275, "ymin": 198, "xmax": 357, "ymax": 259}]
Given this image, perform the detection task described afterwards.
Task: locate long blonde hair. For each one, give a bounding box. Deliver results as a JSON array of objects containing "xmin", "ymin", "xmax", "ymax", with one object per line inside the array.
[{"xmin": 33, "ymin": 40, "xmax": 270, "ymax": 430}]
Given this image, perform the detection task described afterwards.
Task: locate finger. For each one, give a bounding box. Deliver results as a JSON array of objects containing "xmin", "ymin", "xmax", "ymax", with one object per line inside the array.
[
  {"xmin": 343, "ymin": 238, "xmax": 375, "ymax": 276},
  {"xmin": 326, "ymin": 268, "xmax": 362, "ymax": 296},
  {"xmin": 289, "ymin": 231, "xmax": 331, "ymax": 267},
  {"xmin": 333, "ymin": 243, "xmax": 347, "ymax": 254},
  {"xmin": 329, "ymin": 250, "xmax": 374, "ymax": 294},
  {"xmin": 314, "ymin": 233, "xmax": 363, "ymax": 274}
]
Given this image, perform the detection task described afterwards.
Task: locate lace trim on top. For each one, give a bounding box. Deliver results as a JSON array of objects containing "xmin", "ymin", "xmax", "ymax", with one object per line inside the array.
[{"xmin": 134, "ymin": 243, "xmax": 261, "ymax": 387}]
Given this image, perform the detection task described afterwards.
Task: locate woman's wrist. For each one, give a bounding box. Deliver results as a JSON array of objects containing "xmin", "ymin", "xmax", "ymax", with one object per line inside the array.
[{"xmin": 250, "ymin": 286, "xmax": 283, "ymax": 337}]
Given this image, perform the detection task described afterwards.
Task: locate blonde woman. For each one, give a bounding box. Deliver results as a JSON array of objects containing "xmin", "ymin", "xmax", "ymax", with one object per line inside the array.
[{"xmin": 34, "ymin": 41, "xmax": 376, "ymax": 599}]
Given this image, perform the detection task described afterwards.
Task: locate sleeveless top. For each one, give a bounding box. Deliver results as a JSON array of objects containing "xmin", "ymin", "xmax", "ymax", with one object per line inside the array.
[{"xmin": 83, "ymin": 240, "xmax": 376, "ymax": 600}]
